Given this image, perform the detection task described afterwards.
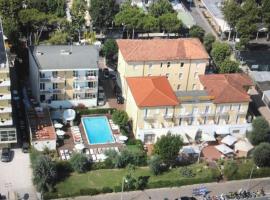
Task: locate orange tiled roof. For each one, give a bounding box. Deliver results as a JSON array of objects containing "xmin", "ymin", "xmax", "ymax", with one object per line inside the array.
[
  {"xmin": 117, "ymin": 38, "xmax": 209, "ymax": 62},
  {"xmin": 126, "ymin": 76, "xmax": 179, "ymax": 107},
  {"xmin": 199, "ymin": 73, "xmax": 253, "ymax": 104}
]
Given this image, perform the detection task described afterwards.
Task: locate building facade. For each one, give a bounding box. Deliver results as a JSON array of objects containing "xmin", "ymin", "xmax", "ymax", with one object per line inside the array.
[
  {"xmin": 117, "ymin": 38, "xmax": 209, "ymax": 98},
  {"xmin": 0, "ymin": 23, "xmax": 17, "ymax": 146},
  {"xmin": 125, "ymin": 74, "xmax": 253, "ymax": 144},
  {"xmin": 29, "ymin": 45, "xmax": 99, "ymax": 108}
]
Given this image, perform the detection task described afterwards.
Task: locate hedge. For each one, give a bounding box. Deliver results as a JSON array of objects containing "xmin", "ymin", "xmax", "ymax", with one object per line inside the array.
[{"xmin": 76, "ymin": 108, "xmax": 116, "ymax": 116}]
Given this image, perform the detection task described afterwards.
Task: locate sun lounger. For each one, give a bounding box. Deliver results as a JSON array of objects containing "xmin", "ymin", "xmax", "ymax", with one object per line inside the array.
[
  {"xmin": 90, "ymin": 149, "xmax": 94, "ymax": 154},
  {"xmin": 60, "ymin": 149, "xmax": 64, "ymax": 155},
  {"xmin": 64, "ymin": 149, "xmax": 69, "ymax": 154},
  {"xmin": 66, "ymin": 154, "xmax": 70, "ymax": 160},
  {"xmin": 61, "ymin": 155, "xmax": 66, "ymax": 160}
]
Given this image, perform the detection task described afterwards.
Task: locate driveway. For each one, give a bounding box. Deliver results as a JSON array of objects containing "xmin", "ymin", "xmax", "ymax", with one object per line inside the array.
[{"xmin": 0, "ymin": 148, "xmax": 37, "ymax": 199}]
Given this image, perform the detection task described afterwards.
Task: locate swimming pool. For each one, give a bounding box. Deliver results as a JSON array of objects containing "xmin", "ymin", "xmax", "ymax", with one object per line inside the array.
[{"xmin": 82, "ymin": 116, "xmax": 115, "ymax": 144}]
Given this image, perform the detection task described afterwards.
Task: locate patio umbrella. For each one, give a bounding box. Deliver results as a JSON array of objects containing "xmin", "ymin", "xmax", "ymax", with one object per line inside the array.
[
  {"xmin": 56, "ymin": 130, "xmax": 65, "ymax": 136},
  {"xmin": 63, "ymin": 109, "xmax": 76, "ymax": 121},
  {"xmin": 54, "ymin": 123, "xmax": 63, "ymax": 129},
  {"xmin": 119, "ymin": 135, "xmax": 128, "ymax": 141},
  {"xmin": 75, "ymin": 143, "xmax": 85, "ymax": 150}
]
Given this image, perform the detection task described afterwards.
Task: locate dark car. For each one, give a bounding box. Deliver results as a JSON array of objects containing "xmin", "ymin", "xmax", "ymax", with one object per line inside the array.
[
  {"xmin": 114, "ymin": 85, "xmax": 122, "ymax": 96},
  {"xmin": 117, "ymin": 95, "xmax": 124, "ymax": 104},
  {"xmin": 103, "ymin": 68, "xmax": 109, "ymax": 79},
  {"xmin": 1, "ymin": 147, "xmax": 11, "ymax": 162},
  {"xmin": 22, "ymin": 142, "xmax": 29, "ymax": 153}
]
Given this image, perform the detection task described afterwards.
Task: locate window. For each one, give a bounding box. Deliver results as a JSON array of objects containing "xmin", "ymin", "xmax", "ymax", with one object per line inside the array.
[
  {"xmin": 179, "ymin": 73, "xmax": 183, "ymax": 79},
  {"xmin": 52, "ymin": 71, "xmax": 58, "ymax": 77},
  {"xmin": 160, "ymin": 63, "xmax": 163, "ymax": 68},
  {"xmin": 148, "ymin": 74, "xmax": 152, "ymax": 76},
  {"xmin": 192, "ymin": 106, "xmax": 198, "ymax": 114},
  {"xmin": 133, "ymin": 65, "xmax": 138, "ymax": 70},
  {"xmin": 53, "ymin": 83, "xmax": 58, "ymax": 89},
  {"xmin": 180, "ymin": 62, "xmax": 184, "ymax": 67},
  {"xmin": 192, "ymin": 84, "xmax": 196, "ymax": 90},
  {"xmin": 219, "ymin": 106, "xmax": 224, "ymax": 113},
  {"xmin": 73, "ymin": 71, "xmax": 78, "ymax": 77},
  {"xmin": 167, "ymin": 62, "xmax": 170, "ymax": 67},
  {"xmin": 144, "ymin": 134, "xmax": 155, "ymax": 143},
  {"xmin": 205, "ymin": 105, "xmax": 210, "ymax": 113},
  {"xmin": 40, "ymin": 72, "xmax": 45, "ymax": 78},
  {"xmin": 40, "ymin": 83, "xmax": 45, "ymax": 90},
  {"xmin": 166, "ymin": 73, "xmax": 169, "ymax": 78},
  {"xmin": 177, "ymin": 84, "xmax": 181, "ymax": 90},
  {"xmin": 144, "ymin": 108, "xmax": 148, "ymax": 117},
  {"xmin": 149, "ymin": 63, "xmax": 152, "ymax": 69},
  {"xmin": 194, "ymin": 72, "xmax": 198, "ymax": 79},
  {"xmin": 52, "ymin": 94, "xmax": 58, "ymax": 100},
  {"xmin": 40, "ymin": 95, "xmax": 45, "ymax": 102},
  {"xmin": 73, "ymin": 94, "xmax": 80, "ymax": 99},
  {"xmin": 165, "ymin": 107, "xmax": 169, "ymax": 115},
  {"xmin": 85, "ymin": 93, "xmax": 95, "ymax": 99},
  {"xmin": 88, "ymin": 82, "xmax": 95, "ymax": 88}
]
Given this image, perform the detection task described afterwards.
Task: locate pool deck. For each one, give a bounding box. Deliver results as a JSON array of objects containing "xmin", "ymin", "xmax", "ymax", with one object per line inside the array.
[{"xmin": 58, "ymin": 115, "xmax": 125, "ymax": 154}]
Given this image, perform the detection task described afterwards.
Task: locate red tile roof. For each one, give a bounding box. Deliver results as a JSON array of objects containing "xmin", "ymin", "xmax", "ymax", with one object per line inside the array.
[
  {"xmin": 126, "ymin": 76, "xmax": 179, "ymax": 107},
  {"xmin": 199, "ymin": 73, "xmax": 253, "ymax": 104},
  {"xmin": 117, "ymin": 38, "xmax": 209, "ymax": 62}
]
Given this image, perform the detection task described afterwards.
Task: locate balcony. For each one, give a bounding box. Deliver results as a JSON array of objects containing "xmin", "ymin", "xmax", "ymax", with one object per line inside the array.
[
  {"xmin": 73, "ymin": 76, "xmax": 98, "ymax": 82},
  {"xmin": 0, "ymin": 94, "xmax": 11, "ymax": 100},
  {"xmin": 163, "ymin": 113, "xmax": 174, "ymax": 120},
  {"xmin": 0, "ymin": 119, "xmax": 13, "ymax": 126},
  {"xmin": 40, "ymin": 88, "xmax": 65, "ymax": 94},
  {"xmin": 40, "ymin": 77, "xmax": 65, "ymax": 83},
  {"xmin": 0, "ymin": 107, "xmax": 12, "ymax": 113},
  {"xmin": 176, "ymin": 112, "xmax": 193, "ymax": 119},
  {"xmin": 0, "ymin": 80, "xmax": 10, "ymax": 87},
  {"xmin": 144, "ymin": 115, "xmax": 156, "ymax": 121},
  {"xmin": 73, "ymin": 87, "xmax": 96, "ymax": 93},
  {"xmin": 200, "ymin": 112, "xmax": 215, "ymax": 117},
  {"xmin": 216, "ymin": 111, "xmax": 229, "ymax": 116}
]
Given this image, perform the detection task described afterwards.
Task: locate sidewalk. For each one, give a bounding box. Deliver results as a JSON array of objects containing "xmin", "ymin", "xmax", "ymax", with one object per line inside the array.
[{"xmin": 58, "ymin": 177, "xmax": 270, "ymax": 200}]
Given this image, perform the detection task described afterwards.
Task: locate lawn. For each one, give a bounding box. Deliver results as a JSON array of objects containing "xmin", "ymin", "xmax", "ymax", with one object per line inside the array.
[{"xmin": 55, "ymin": 164, "xmax": 215, "ymax": 196}]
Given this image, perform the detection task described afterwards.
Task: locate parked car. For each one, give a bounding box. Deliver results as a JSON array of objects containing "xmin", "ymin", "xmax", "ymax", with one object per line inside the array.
[
  {"xmin": 98, "ymin": 93, "xmax": 106, "ymax": 106},
  {"xmin": 114, "ymin": 85, "xmax": 122, "ymax": 96},
  {"xmin": 98, "ymin": 86, "xmax": 105, "ymax": 96},
  {"xmin": 12, "ymin": 90, "xmax": 20, "ymax": 101},
  {"xmin": 1, "ymin": 147, "xmax": 11, "ymax": 162},
  {"xmin": 117, "ymin": 95, "xmax": 124, "ymax": 104},
  {"xmin": 22, "ymin": 142, "xmax": 29, "ymax": 153},
  {"xmin": 103, "ymin": 68, "xmax": 109, "ymax": 79}
]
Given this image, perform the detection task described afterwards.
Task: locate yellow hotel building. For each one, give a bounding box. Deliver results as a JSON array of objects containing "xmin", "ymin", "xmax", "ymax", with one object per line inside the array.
[
  {"xmin": 125, "ymin": 73, "xmax": 253, "ymax": 144},
  {"xmin": 116, "ymin": 38, "xmax": 210, "ymax": 98}
]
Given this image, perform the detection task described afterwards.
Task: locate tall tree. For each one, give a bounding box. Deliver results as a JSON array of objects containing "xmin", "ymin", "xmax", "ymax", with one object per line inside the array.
[
  {"xmin": 219, "ymin": 59, "xmax": 240, "ymax": 73},
  {"xmin": 189, "ymin": 25, "xmax": 205, "ymax": 41},
  {"xmin": 0, "ymin": 0, "xmax": 22, "ymax": 19},
  {"xmin": 33, "ymin": 155, "xmax": 57, "ymax": 193},
  {"xmin": 262, "ymin": 0, "xmax": 270, "ymax": 39},
  {"xmin": 203, "ymin": 33, "xmax": 216, "ymax": 52},
  {"xmin": 142, "ymin": 15, "xmax": 158, "ymax": 35},
  {"xmin": 89, "ymin": 0, "xmax": 119, "ymax": 32},
  {"xmin": 148, "ymin": 0, "xmax": 175, "ymax": 18},
  {"xmin": 253, "ymin": 142, "xmax": 270, "ymax": 167},
  {"xmin": 154, "ymin": 133, "xmax": 183, "ymax": 167},
  {"xmin": 248, "ymin": 117, "xmax": 270, "ymax": 145},
  {"xmin": 159, "ymin": 13, "xmax": 182, "ymax": 33},
  {"xmin": 210, "ymin": 42, "xmax": 231, "ymax": 67}
]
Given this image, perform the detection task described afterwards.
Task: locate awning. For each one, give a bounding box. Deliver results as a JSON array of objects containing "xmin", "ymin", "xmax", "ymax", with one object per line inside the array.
[
  {"xmin": 234, "ymin": 140, "xmax": 254, "ymax": 152},
  {"xmin": 56, "ymin": 130, "xmax": 65, "ymax": 136},
  {"xmin": 201, "ymin": 133, "xmax": 216, "ymax": 142},
  {"xmin": 215, "ymin": 126, "xmax": 230, "ymax": 135},
  {"xmin": 63, "ymin": 109, "xmax": 76, "ymax": 121},
  {"xmin": 215, "ymin": 144, "xmax": 234, "ymax": 155},
  {"xmin": 54, "ymin": 123, "xmax": 63, "ymax": 129},
  {"xmin": 221, "ymin": 135, "xmax": 237, "ymax": 146}
]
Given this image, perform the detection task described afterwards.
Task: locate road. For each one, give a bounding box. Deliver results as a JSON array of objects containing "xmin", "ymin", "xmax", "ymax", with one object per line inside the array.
[{"xmin": 58, "ymin": 177, "xmax": 270, "ymax": 200}]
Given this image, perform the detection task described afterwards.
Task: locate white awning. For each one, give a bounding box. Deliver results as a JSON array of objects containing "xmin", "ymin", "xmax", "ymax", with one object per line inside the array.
[
  {"xmin": 221, "ymin": 135, "xmax": 237, "ymax": 146},
  {"xmin": 234, "ymin": 140, "xmax": 254, "ymax": 152},
  {"xmin": 56, "ymin": 130, "xmax": 65, "ymax": 136},
  {"xmin": 54, "ymin": 123, "xmax": 63, "ymax": 129},
  {"xmin": 215, "ymin": 144, "xmax": 234, "ymax": 155},
  {"xmin": 63, "ymin": 109, "xmax": 76, "ymax": 121},
  {"xmin": 216, "ymin": 126, "xmax": 230, "ymax": 135},
  {"xmin": 201, "ymin": 133, "xmax": 216, "ymax": 142}
]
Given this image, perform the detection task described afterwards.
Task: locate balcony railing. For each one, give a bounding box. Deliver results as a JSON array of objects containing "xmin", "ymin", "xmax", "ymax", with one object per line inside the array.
[
  {"xmin": 144, "ymin": 115, "xmax": 156, "ymax": 120},
  {"xmin": 73, "ymin": 87, "xmax": 96, "ymax": 93},
  {"xmin": 40, "ymin": 76, "xmax": 65, "ymax": 83},
  {"xmin": 200, "ymin": 112, "xmax": 215, "ymax": 117},
  {"xmin": 0, "ymin": 107, "xmax": 12, "ymax": 113},
  {"xmin": 74, "ymin": 76, "xmax": 98, "ymax": 82},
  {"xmin": 40, "ymin": 88, "xmax": 65, "ymax": 94},
  {"xmin": 163, "ymin": 113, "xmax": 173, "ymax": 119}
]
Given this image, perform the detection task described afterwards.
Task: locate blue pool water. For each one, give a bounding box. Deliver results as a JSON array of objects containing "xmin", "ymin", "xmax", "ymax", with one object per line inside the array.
[{"xmin": 82, "ymin": 116, "xmax": 115, "ymax": 144}]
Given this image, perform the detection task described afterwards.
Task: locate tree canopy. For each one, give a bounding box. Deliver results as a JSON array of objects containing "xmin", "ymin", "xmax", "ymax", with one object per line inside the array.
[
  {"xmin": 203, "ymin": 33, "xmax": 216, "ymax": 52},
  {"xmin": 148, "ymin": 0, "xmax": 175, "ymax": 18},
  {"xmin": 253, "ymin": 142, "xmax": 270, "ymax": 167},
  {"xmin": 70, "ymin": 153, "xmax": 90, "ymax": 173},
  {"xmin": 249, "ymin": 117, "xmax": 270, "ymax": 145},
  {"xmin": 89, "ymin": 0, "xmax": 119, "ymax": 31},
  {"xmin": 189, "ymin": 25, "xmax": 205, "ymax": 41},
  {"xmin": 102, "ymin": 39, "xmax": 118, "ymax": 65},
  {"xmin": 153, "ymin": 133, "xmax": 183, "ymax": 167},
  {"xmin": 159, "ymin": 13, "xmax": 182, "ymax": 33},
  {"xmin": 210, "ymin": 42, "xmax": 231, "ymax": 67},
  {"xmin": 112, "ymin": 110, "xmax": 129, "ymax": 128},
  {"xmin": 219, "ymin": 59, "xmax": 240, "ymax": 73}
]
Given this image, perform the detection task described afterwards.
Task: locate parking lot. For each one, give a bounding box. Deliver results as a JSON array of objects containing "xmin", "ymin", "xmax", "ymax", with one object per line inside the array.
[{"xmin": 0, "ymin": 148, "xmax": 37, "ymax": 199}]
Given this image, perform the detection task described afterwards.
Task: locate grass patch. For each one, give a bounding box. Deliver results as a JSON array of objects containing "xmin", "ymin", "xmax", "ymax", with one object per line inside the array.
[
  {"xmin": 54, "ymin": 164, "xmax": 215, "ymax": 196},
  {"xmin": 126, "ymin": 144, "xmax": 142, "ymax": 152}
]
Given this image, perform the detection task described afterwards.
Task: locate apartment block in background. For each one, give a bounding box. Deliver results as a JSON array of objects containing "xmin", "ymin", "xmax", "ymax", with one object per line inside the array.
[
  {"xmin": 117, "ymin": 38, "xmax": 209, "ymax": 98},
  {"xmin": 29, "ymin": 45, "xmax": 99, "ymax": 108},
  {"xmin": 125, "ymin": 74, "xmax": 253, "ymax": 144},
  {"xmin": 0, "ymin": 23, "xmax": 17, "ymax": 146}
]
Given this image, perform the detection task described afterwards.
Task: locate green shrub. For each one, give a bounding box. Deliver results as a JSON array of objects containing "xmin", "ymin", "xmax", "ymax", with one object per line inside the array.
[
  {"xmin": 76, "ymin": 108, "xmax": 116, "ymax": 116},
  {"xmin": 55, "ymin": 161, "xmax": 73, "ymax": 181},
  {"xmin": 148, "ymin": 155, "xmax": 164, "ymax": 175},
  {"xmin": 70, "ymin": 153, "xmax": 91, "ymax": 173},
  {"xmin": 92, "ymin": 161, "xmax": 113, "ymax": 170},
  {"xmin": 113, "ymin": 185, "xmax": 122, "ymax": 192},
  {"xmin": 224, "ymin": 160, "xmax": 238, "ymax": 180},
  {"xmin": 101, "ymin": 187, "xmax": 113, "ymax": 193},
  {"xmin": 135, "ymin": 176, "xmax": 150, "ymax": 190},
  {"xmin": 180, "ymin": 167, "xmax": 196, "ymax": 177},
  {"xmin": 112, "ymin": 110, "xmax": 129, "ymax": 127},
  {"xmin": 79, "ymin": 188, "xmax": 100, "ymax": 196}
]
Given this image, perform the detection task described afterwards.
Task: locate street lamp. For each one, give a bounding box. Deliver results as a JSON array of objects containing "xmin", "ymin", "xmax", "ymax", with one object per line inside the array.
[{"xmin": 121, "ymin": 177, "xmax": 127, "ymax": 200}]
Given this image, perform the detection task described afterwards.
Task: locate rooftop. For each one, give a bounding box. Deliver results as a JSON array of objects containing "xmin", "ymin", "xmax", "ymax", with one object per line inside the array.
[
  {"xmin": 126, "ymin": 76, "xmax": 179, "ymax": 107},
  {"xmin": 27, "ymin": 106, "xmax": 56, "ymax": 141},
  {"xmin": 117, "ymin": 38, "xmax": 209, "ymax": 62},
  {"xmin": 30, "ymin": 45, "xmax": 99, "ymax": 70},
  {"xmin": 199, "ymin": 73, "xmax": 253, "ymax": 104}
]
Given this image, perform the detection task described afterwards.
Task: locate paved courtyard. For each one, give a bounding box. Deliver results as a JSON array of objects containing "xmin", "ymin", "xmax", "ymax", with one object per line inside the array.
[{"xmin": 0, "ymin": 148, "xmax": 37, "ymax": 199}]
